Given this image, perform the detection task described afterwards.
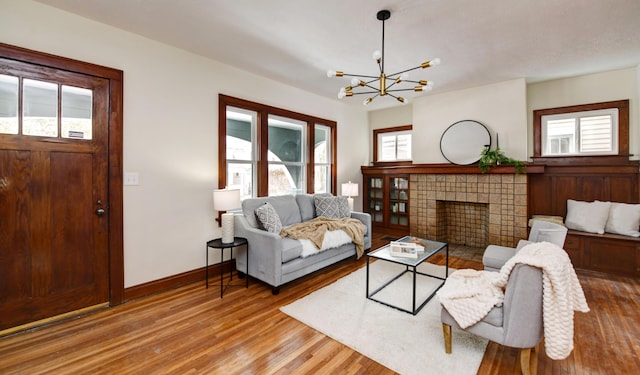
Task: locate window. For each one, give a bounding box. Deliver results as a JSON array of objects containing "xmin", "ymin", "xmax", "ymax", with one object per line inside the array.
[
  {"xmin": 541, "ymin": 109, "xmax": 618, "ymax": 156},
  {"xmin": 533, "ymin": 100, "xmax": 629, "ymax": 159},
  {"xmin": 314, "ymin": 124, "xmax": 332, "ymax": 194},
  {"xmin": 219, "ymin": 95, "xmax": 336, "ymax": 197},
  {"xmin": 373, "ymin": 125, "xmax": 412, "ymax": 164},
  {"xmin": 1, "ymin": 74, "xmax": 93, "ymax": 140}
]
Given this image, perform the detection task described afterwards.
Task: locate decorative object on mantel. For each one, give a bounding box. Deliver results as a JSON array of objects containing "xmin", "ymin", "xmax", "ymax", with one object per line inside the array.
[
  {"xmin": 478, "ymin": 142, "xmax": 526, "ymax": 174},
  {"xmin": 440, "ymin": 120, "xmax": 491, "ymax": 165},
  {"xmin": 327, "ymin": 9, "xmax": 440, "ymax": 106}
]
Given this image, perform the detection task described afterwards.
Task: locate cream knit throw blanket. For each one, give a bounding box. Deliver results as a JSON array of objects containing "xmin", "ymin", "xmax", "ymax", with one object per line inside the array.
[{"xmin": 437, "ymin": 242, "xmax": 589, "ymax": 360}]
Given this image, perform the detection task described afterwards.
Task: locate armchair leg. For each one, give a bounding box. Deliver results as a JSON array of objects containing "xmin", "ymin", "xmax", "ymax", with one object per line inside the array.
[
  {"xmin": 520, "ymin": 348, "xmax": 532, "ymax": 375},
  {"xmin": 442, "ymin": 323, "xmax": 452, "ymax": 354}
]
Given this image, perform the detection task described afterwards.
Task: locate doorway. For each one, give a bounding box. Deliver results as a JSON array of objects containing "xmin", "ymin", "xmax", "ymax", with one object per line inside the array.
[{"xmin": 0, "ymin": 43, "xmax": 123, "ymax": 331}]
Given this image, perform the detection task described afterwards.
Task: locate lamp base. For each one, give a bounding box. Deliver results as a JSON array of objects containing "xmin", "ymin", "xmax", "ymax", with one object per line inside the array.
[
  {"xmin": 221, "ymin": 213, "xmax": 235, "ymax": 243},
  {"xmin": 347, "ymin": 197, "xmax": 354, "ymax": 211}
]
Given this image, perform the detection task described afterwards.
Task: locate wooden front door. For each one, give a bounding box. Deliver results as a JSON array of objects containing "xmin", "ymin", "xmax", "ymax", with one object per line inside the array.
[{"xmin": 0, "ymin": 57, "xmax": 110, "ymax": 330}]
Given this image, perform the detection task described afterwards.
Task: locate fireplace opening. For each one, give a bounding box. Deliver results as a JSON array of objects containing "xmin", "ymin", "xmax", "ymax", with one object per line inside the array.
[{"xmin": 436, "ymin": 201, "xmax": 488, "ymax": 247}]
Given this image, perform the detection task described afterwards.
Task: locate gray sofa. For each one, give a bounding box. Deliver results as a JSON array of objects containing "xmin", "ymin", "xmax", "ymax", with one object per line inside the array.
[{"xmin": 234, "ymin": 194, "xmax": 371, "ymax": 294}]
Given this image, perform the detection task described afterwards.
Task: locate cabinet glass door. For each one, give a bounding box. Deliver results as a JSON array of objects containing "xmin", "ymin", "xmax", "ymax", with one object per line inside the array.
[
  {"xmin": 389, "ymin": 177, "xmax": 409, "ymax": 226},
  {"xmin": 368, "ymin": 177, "xmax": 384, "ymax": 223}
]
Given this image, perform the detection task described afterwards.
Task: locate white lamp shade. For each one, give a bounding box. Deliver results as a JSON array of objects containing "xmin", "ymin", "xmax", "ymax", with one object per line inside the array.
[
  {"xmin": 341, "ymin": 182, "xmax": 359, "ymax": 197},
  {"xmin": 212, "ymin": 188, "xmax": 241, "ymax": 211},
  {"xmin": 213, "ymin": 189, "xmax": 241, "ymax": 244}
]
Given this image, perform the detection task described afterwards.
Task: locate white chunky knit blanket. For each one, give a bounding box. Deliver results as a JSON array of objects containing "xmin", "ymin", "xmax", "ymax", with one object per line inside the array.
[{"xmin": 437, "ymin": 242, "xmax": 589, "ymax": 360}]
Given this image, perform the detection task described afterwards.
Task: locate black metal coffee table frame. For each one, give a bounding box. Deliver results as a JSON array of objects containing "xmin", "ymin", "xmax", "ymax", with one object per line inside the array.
[{"xmin": 366, "ymin": 236, "xmax": 448, "ymax": 315}]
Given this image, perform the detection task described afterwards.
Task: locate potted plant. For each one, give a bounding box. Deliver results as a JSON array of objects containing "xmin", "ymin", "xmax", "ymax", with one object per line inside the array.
[{"xmin": 478, "ymin": 146, "xmax": 525, "ymax": 174}]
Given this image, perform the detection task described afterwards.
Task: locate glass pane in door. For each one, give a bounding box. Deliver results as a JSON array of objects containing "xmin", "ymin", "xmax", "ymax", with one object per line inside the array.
[
  {"xmin": 23, "ymin": 79, "xmax": 58, "ymax": 137},
  {"xmin": 0, "ymin": 74, "xmax": 19, "ymax": 134},
  {"xmin": 62, "ymin": 85, "xmax": 93, "ymax": 140}
]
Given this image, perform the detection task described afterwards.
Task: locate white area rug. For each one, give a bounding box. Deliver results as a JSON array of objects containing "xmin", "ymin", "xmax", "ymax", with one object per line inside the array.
[{"xmin": 280, "ymin": 260, "xmax": 488, "ymax": 375}]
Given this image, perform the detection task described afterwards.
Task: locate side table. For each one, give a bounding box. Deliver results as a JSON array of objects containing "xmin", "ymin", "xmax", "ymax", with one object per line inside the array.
[{"xmin": 206, "ymin": 237, "xmax": 248, "ymax": 298}]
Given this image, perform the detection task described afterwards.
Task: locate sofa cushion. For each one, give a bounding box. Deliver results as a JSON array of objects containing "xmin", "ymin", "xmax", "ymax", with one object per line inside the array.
[
  {"xmin": 255, "ymin": 202, "xmax": 283, "ymax": 233},
  {"xmin": 281, "ymin": 237, "xmax": 303, "ymax": 263},
  {"xmin": 605, "ymin": 202, "xmax": 640, "ymax": 237},
  {"xmin": 314, "ymin": 196, "xmax": 350, "ymax": 218},
  {"xmin": 242, "ymin": 195, "xmax": 302, "ymax": 228},
  {"xmin": 565, "ymin": 199, "xmax": 610, "ymax": 234},
  {"xmin": 296, "ymin": 193, "xmax": 331, "ymax": 221}
]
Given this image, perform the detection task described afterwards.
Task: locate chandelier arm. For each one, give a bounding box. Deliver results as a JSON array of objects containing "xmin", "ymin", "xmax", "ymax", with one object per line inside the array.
[
  {"xmin": 348, "ymin": 91, "xmax": 380, "ymax": 95},
  {"xmin": 387, "ymin": 65, "xmax": 423, "ymax": 77},
  {"xmin": 363, "ymin": 83, "xmax": 380, "ymax": 91},
  {"xmin": 338, "ymin": 73, "xmax": 380, "ymax": 79},
  {"xmin": 386, "ymin": 88, "xmax": 421, "ymax": 93}
]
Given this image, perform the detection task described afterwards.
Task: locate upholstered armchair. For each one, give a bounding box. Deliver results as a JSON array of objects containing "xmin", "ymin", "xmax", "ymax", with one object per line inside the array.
[
  {"xmin": 483, "ymin": 220, "xmax": 567, "ymax": 272},
  {"xmin": 441, "ymin": 264, "xmax": 543, "ymax": 375}
]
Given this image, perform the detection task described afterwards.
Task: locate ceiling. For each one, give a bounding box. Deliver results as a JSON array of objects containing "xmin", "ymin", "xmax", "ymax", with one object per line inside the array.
[{"xmin": 36, "ymin": 0, "xmax": 640, "ymax": 110}]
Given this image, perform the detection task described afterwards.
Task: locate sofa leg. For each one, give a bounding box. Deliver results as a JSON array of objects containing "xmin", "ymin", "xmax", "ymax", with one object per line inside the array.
[
  {"xmin": 520, "ymin": 347, "xmax": 532, "ymax": 375},
  {"xmin": 271, "ymin": 286, "xmax": 280, "ymax": 295},
  {"xmin": 442, "ymin": 323, "xmax": 452, "ymax": 354}
]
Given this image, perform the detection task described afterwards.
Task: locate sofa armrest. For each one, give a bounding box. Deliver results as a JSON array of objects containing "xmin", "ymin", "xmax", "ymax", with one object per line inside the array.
[
  {"xmin": 234, "ymin": 214, "xmax": 284, "ymax": 286},
  {"xmin": 350, "ymin": 211, "xmax": 372, "ymax": 250}
]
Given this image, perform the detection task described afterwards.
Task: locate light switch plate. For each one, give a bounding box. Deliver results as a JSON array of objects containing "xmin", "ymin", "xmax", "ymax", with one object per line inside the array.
[{"xmin": 124, "ymin": 172, "xmax": 139, "ymax": 186}]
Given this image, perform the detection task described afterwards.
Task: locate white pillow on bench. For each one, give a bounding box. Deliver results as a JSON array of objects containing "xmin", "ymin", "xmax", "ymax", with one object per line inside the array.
[
  {"xmin": 605, "ymin": 202, "xmax": 640, "ymax": 237},
  {"xmin": 565, "ymin": 199, "xmax": 610, "ymax": 234}
]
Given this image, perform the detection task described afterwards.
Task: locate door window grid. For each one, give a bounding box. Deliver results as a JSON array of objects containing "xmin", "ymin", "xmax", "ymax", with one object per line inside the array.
[{"xmin": 0, "ymin": 74, "xmax": 93, "ymax": 140}]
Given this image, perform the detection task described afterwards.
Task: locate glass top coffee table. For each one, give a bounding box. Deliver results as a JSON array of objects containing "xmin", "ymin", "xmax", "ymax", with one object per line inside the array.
[{"xmin": 366, "ymin": 236, "xmax": 449, "ymax": 315}]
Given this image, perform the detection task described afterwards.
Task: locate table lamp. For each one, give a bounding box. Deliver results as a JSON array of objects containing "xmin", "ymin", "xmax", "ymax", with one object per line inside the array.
[
  {"xmin": 213, "ymin": 188, "xmax": 241, "ymax": 243},
  {"xmin": 341, "ymin": 181, "xmax": 359, "ymax": 211}
]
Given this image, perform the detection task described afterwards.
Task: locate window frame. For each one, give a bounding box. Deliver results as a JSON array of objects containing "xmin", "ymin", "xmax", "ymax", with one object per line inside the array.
[
  {"xmin": 533, "ymin": 100, "xmax": 629, "ymax": 161},
  {"xmin": 218, "ymin": 94, "xmax": 337, "ymax": 197},
  {"xmin": 373, "ymin": 125, "xmax": 413, "ymax": 166}
]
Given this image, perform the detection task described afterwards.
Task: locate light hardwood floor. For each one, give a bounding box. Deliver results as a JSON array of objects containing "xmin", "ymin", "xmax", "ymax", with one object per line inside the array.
[{"xmin": 0, "ymin": 232, "xmax": 639, "ymax": 374}]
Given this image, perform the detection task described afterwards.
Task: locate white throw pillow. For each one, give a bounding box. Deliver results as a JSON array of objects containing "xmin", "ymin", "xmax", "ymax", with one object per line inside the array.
[
  {"xmin": 605, "ymin": 202, "xmax": 640, "ymax": 237},
  {"xmin": 565, "ymin": 199, "xmax": 610, "ymax": 234}
]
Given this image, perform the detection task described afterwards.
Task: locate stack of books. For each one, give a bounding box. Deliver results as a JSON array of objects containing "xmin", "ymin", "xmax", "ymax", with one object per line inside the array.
[{"xmin": 389, "ymin": 240, "xmax": 425, "ymax": 259}]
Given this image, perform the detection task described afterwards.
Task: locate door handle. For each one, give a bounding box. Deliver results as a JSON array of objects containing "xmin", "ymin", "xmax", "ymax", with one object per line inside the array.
[{"xmin": 96, "ymin": 200, "xmax": 105, "ymax": 216}]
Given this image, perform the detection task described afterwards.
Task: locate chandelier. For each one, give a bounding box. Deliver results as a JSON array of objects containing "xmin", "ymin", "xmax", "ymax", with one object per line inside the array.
[{"xmin": 327, "ymin": 9, "xmax": 440, "ymax": 106}]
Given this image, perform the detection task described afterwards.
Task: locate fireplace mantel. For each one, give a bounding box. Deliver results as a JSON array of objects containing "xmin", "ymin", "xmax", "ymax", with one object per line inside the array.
[{"xmin": 362, "ymin": 163, "xmax": 544, "ymax": 175}]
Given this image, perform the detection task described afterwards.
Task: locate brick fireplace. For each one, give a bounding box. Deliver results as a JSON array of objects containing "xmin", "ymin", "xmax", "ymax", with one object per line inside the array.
[{"xmin": 410, "ymin": 173, "xmax": 528, "ymax": 247}]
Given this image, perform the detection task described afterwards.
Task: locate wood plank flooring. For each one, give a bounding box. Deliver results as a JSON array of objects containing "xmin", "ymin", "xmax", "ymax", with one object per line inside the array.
[{"xmin": 0, "ymin": 232, "xmax": 639, "ymax": 374}]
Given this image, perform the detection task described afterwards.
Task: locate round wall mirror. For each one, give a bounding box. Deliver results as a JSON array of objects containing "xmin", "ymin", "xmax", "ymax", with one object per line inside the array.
[{"xmin": 440, "ymin": 120, "xmax": 491, "ymax": 165}]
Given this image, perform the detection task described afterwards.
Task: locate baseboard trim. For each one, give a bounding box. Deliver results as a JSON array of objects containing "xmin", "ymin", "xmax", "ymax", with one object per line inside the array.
[{"xmin": 124, "ymin": 260, "xmax": 236, "ymax": 301}]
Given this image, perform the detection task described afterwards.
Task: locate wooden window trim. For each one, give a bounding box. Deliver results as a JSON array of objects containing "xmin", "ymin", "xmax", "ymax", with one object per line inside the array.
[
  {"xmin": 373, "ymin": 125, "xmax": 413, "ymax": 166},
  {"xmin": 532, "ymin": 100, "xmax": 630, "ymax": 163},
  {"xmin": 218, "ymin": 94, "xmax": 337, "ymax": 196}
]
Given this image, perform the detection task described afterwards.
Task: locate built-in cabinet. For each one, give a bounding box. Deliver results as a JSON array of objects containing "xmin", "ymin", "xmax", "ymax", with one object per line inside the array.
[{"xmin": 363, "ymin": 174, "xmax": 410, "ymax": 234}]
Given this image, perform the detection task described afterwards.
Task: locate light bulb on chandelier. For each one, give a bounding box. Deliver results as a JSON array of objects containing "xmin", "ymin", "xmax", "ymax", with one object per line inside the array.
[{"xmin": 327, "ymin": 9, "xmax": 440, "ymax": 106}]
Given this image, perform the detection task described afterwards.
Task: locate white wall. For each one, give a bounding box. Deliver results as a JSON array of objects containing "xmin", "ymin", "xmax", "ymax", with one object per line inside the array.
[
  {"xmin": 527, "ymin": 67, "xmax": 640, "ymax": 159},
  {"xmin": 413, "ymin": 79, "xmax": 528, "ymax": 162},
  {"xmin": 2, "ymin": 0, "xmax": 368, "ymax": 287},
  {"xmin": 369, "ymin": 79, "xmax": 528, "ymax": 163}
]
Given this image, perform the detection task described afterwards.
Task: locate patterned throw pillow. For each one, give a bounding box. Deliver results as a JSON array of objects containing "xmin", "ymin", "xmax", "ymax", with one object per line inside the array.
[
  {"xmin": 255, "ymin": 202, "xmax": 283, "ymax": 233},
  {"xmin": 314, "ymin": 196, "xmax": 350, "ymax": 219}
]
